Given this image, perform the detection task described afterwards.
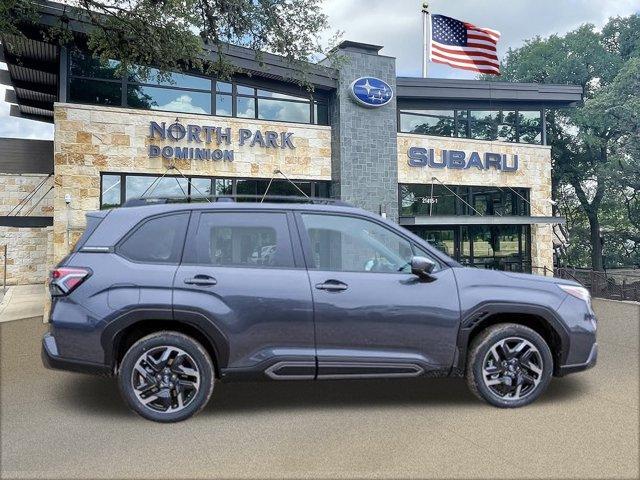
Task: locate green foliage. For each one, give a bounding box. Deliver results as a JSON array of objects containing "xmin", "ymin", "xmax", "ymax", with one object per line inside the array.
[
  {"xmin": 484, "ymin": 15, "xmax": 640, "ymax": 269},
  {"xmin": 2, "ymin": 0, "xmax": 335, "ymax": 89}
]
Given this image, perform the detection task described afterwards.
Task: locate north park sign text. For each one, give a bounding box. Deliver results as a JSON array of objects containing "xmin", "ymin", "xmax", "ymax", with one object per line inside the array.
[{"xmin": 148, "ymin": 121, "xmax": 295, "ymax": 162}]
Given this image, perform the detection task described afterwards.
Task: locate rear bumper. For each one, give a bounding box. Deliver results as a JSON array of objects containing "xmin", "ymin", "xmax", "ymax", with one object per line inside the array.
[
  {"xmin": 557, "ymin": 342, "xmax": 598, "ymax": 376},
  {"xmin": 42, "ymin": 333, "xmax": 112, "ymax": 376}
]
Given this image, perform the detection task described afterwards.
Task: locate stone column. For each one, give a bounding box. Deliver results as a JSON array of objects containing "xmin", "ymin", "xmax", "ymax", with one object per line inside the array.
[{"xmin": 322, "ymin": 42, "xmax": 399, "ymax": 221}]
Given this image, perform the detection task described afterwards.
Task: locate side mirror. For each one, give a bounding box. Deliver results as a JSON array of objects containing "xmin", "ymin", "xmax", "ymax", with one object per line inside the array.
[{"xmin": 411, "ymin": 256, "xmax": 436, "ymax": 280}]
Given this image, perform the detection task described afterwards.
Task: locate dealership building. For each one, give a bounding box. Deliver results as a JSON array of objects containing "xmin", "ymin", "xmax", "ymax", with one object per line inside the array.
[{"xmin": 0, "ymin": 1, "xmax": 582, "ymax": 285}]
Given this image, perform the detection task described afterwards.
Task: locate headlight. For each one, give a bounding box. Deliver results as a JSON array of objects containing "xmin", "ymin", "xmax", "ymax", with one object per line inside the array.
[{"xmin": 558, "ymin": 284, "xmax": 591, "ymax": 305}]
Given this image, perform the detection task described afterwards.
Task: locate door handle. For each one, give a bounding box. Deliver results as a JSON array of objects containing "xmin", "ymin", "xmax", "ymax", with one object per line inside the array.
[
  {"xmin": 315, "ymin": 280, "xmax": 348, "ymax": 292},
  {"xmin": 184, "ymin": 275, "xmax": 217, "ymax": 286}
]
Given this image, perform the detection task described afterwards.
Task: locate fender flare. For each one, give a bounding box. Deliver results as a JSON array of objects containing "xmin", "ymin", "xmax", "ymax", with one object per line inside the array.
[
  {"xmin": 100, "ymin": 307, "xmax": 230, "ymax": 369},
  {"xmin": 453, "ymin": 301, "xmax": 570, "ymax": 375}
]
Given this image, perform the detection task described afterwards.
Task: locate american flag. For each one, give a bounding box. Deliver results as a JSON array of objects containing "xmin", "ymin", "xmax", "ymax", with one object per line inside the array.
[{"xmin": 429, "ymin": 14, "xmax": 501, "ymax": 75}]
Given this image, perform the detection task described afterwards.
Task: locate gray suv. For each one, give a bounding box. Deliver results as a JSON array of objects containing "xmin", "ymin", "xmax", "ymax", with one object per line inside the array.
[{"xmin": 42, "ymin": 198, "xmax": 597, "ymax": 422}]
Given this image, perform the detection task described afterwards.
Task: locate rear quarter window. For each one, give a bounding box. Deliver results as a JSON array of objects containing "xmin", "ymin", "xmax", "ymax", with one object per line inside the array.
[{"xmin": 117, "ymin": 213, "xmax": 189, "ymax": 264}]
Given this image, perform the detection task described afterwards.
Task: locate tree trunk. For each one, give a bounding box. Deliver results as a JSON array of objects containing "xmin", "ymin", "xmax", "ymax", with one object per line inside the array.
[{"xmin": 587, "ymin": 212, "xmax": 604, "ymax": 271}]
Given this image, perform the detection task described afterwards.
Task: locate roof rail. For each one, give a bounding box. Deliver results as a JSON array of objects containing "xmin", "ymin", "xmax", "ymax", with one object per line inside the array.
[{"xmin": 121, "ymin": 195, "xmax": 353, "ymax": 208}]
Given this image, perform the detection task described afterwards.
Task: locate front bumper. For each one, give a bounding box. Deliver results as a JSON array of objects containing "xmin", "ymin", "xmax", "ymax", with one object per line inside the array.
[
  {"xmin": 42, "ymin": 333, "xmax": 112, "ymax": 376},
  {"xmin": 557, "ymin": 342, "xmax": 598, "ymax": 376}
]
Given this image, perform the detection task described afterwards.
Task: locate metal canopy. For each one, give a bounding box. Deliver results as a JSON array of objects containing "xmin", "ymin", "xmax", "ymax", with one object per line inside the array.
[
  {"xmin": 399, "ymin": 215, "xmax": 566, "ymax": 226},
  {"xmin": 396, "ymin": 77, "xmax": 583, "ymax": 108}
]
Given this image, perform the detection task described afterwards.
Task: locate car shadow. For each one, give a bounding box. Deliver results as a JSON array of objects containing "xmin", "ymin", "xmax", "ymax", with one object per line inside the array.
[{"xmin": 61, "ymin": 374, "xmax": 589, "ymax": 417}]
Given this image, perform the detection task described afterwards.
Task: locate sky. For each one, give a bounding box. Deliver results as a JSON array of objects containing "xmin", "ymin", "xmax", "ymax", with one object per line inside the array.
[{"xmin": 1, "ymin": 0, "xmax": 639, "ymax": 140}]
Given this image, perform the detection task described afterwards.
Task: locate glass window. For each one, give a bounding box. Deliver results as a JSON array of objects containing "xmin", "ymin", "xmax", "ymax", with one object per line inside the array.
[
  {"xmin": 127, "ymin": 85, "xmax": 211, "ymax": 114},
  {"xmin": 236, "ymin": 179, "xmax": 257, "ymax": 196},
  {"xmin": 469, "ymin": 110, "xmax": 498, "ymax": 140},
  {"xmin": 214, "ymin": 179, "xmax": 233, "ymax": 195},
  {"xmin": 315, "ymin": 182, "xmax": 331, "ymax": 198},
  {"xmin": 400, "ymin": 110, "xmax": 455, "ymax": 136},
  {"xmin": 236, "ymin": 97, "xmax": 255, "ymax": 118},
  {"xmin": 215, "ymin": 93, "xmax": 232, "ymax": 116},
  {"xmin": 101, "ymin": 174, "xmax": 121, "ymax": 209},
  {"xmin": 190, "ymin": 178, "xmax": 212, "ymax": 199},
  {"xmin": 125, "ymin": 176, "xmax": 188, "ymax": 200},
  {"xmin": 70, "ymin": 49, "xmax": 121, "ymax": 79},
  {"xmin": 258, "ymin": 98, "xmax": 310, "ymax": 123},
  {"xmin": 237, "ymin": 85, "xmax": 254, "ymax": 95},
  {"xmin": 257, "ymin": 180, "xmax": 311, "ymax": 197},
  {"xmin": 314, "ymin": 102, "xmax": 329, "ymax": 125},
  {"xmin": 418, "ymin": 229, "xmax": 455, "ymax": 257},
  {"xmin": 497, "ymin": 111, "xmax": 517, "ymax": 142},
  {"xmin": 455, "ymin": 110, "xmax": 469, "ymax": 137},
  {"xmin": 518, "ymin": 111, "xmax": 542, "ymax": 144},
  {"xmin": 193, "ymin": 212, "xmax": 294, "ymax": 268},
  {"xmin": 216, "ymin": 81, "xmax": 232, "ymax": 93},
  {"xmin": 301, "ymin": 214, "xmax": 415, "ymax": 273},
  {"xmin": 257, "ymin": 89, "xmax": 306, "ymax": 101},
  {"xmin": 69, "ymin": 78, "xmax": 122, "ymax": 106},
  {"xmin": 399, "ymin": 184, "xmax": 457, "ymax": 217},
  {"xmin": 128, "ymin": 66, "xmax": 210, "ymax": 90},
  {"xmin": 118, "ymin": 213, "xmax": 189, "ymax": 263}
]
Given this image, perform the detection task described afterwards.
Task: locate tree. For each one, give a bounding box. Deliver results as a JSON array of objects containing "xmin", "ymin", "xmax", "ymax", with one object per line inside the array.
[
  {"xmin": 486, "ymin": 16, "xmax": 640, "ymax": 270},
  {"xmin": 1, "ymin": 0, "xmax": 334, "ymax": 87}
]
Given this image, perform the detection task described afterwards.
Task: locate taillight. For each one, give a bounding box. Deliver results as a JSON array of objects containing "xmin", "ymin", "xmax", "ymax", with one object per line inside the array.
[{"xmin": 50, "ymin": 267, "xmax": 91, "ymax": 296}]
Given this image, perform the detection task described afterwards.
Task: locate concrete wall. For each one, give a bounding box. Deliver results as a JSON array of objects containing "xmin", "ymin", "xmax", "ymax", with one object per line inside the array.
[
  {"xmin": 0, "ymin": 174, "xmax": 54, "ymax": 285},
  {"xmin": 397, "ymin": 134, "xmax": 554, "ymax": 271},
  {"xmin": 52, "ymin": 103, "xmax": 332, "ymax": 263}
]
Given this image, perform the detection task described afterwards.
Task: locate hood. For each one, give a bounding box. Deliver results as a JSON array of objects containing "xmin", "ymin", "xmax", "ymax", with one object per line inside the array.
[{"xmin": 453, "ymin": 266, "xmax": 581, "ymax": 288}]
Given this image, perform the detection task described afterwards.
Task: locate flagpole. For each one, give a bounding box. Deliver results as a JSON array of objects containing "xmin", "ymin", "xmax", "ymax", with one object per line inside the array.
[{"xmin": 422, "ymin": 2, "xmax": 430, "ymax": 77}]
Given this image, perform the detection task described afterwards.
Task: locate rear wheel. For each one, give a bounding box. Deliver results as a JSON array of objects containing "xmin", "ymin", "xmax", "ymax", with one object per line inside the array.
[
  {"xmin": 466, "ymin": 323, "xmax": 553, "ymax": 408},
  {"xmin": 118, "ymin": 332, "xmax": 214, "ymax": 422}
]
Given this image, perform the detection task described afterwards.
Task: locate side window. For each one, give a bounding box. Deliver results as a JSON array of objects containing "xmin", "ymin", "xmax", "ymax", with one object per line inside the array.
[
  {"xmin": 300, "ymin": 214, "xmax": 416, "ymax": 273},
  {"xmin": 192, "ymin": 212, "xmax": 294, "ymax": 268},
  {"xmin": 118, "ymin": 213, "xmax": 189, "ymax": 263}
]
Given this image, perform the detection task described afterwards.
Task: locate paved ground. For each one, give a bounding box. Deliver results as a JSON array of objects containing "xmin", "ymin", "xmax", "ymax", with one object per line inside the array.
[
  {"xmin": 1, "ymin": 299, "xmax": 638, "ymax": 479},
  {"xmin": 0, "ymin": 284, "xmax": 45, "ymax": 323}
]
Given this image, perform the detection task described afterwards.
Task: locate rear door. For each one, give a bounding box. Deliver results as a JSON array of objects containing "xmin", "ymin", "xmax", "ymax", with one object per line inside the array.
[{"xmin": 173, "ymin": 209, "xmax": 316, "ymax": 379}]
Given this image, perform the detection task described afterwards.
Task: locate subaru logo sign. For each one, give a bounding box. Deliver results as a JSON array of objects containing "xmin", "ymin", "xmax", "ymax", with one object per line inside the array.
[{"xmin": 349, "ymin": 77, "xmax": 393, "ymax": 108}]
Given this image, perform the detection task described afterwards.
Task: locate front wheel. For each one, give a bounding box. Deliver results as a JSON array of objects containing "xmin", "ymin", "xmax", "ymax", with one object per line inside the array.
[
  {"xmin": 118, "ymin": 332, "xmax": 214, "ymax": 422},
  {"xmin": 466, "ymin": 324, "xmax": 553, "ymax": 408}
]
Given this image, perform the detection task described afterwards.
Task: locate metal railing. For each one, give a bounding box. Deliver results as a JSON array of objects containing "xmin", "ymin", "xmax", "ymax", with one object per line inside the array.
[{"xmin": 532, "ymin": 266, "xmax": 640, "ymax": 302}]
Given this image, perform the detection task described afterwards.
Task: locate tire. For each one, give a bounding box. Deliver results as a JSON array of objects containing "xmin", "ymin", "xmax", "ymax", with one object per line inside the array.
[
  {"xmin": 118, "ymin": 331, "xmax": 214, "ymax": 422},
  {"xmin": 466, "ymin": 323, "xmax": 553, "ymax": 408}
]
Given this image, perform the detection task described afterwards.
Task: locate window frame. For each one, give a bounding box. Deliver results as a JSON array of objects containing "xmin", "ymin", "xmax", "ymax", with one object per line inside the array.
[
  {"xmin": 66, "ymin": 48, "xmax": 329, "ymax": 125},
  {"xmin": 294, "ymin": 211, "xmax": 444, "ymax": 274},
  {"xmin": 115, "ymin": 212, "xmax": 191, "ymax": 265},
  {"xmin": 181, "ymin": 209, "xmax": 304, "ymax": 269}
]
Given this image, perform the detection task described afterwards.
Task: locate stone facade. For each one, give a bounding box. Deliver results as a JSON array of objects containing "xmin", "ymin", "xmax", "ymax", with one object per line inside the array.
[
  {"xmin": 397, "ymin": 134, "xmax": 554, "ymax": 272},
  {"xmin": 324, "ymin": 48, "xmax": 399, "ymax": 221},
  {"xmin": 0, "ymin": 174, "xmax": 53, "ymax": 285},
  {"xmin": 52, "ymin": 103, "xmax": 332, "ymax": 264}
]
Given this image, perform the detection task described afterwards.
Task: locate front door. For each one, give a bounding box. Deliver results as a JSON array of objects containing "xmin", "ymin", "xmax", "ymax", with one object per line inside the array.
[
  {"xmin": 296, "ymin": 212, "xmax": 460, "ymax": 378},
  {"xmin": 173, "ymin": 210, "xmax": 315, "ymax": 379}
]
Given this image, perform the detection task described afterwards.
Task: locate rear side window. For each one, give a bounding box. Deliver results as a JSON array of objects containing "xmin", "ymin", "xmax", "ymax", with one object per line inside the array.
[
  {"xmin": 118, "ymin": 213, "xmax": 189, "ymax": 264},
  {"xmin": 190, "ymin": 212, "xmax": 294, "ymax": 268}
]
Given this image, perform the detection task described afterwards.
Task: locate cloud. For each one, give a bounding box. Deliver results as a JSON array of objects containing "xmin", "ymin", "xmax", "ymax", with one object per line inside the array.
[{"xmin": 321, "ymin": 0, "xmax": 640, "ymax": 78}]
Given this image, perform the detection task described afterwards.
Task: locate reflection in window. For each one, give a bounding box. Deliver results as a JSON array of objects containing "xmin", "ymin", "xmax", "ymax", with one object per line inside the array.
[
  {"xmin": 70, "ymin": 49, "xmax": 121, "ymax": 79},
  {"xmin": 190, "ymin": 178, "xmax": 212, "ymax": 198},
  {"xmin": 127, "ymin": 86, "xmax": 211, "ymax": 114},
  {"xmin": 314, "ymin": 102, "xmax": 329, "ymax": 125},
  {"xmin": 400, "ymin": 110, "xmax": 455, "ymax": 136},
  {"xmin": 215, "ymin": 94, "xmax": 232, "ymax": 116},
  {"xmin": 301, "ymin": 214, "xmax": 417, "ymax": 273},
  {"xmin": 128, "ymin": 67, "xmax": 210, "ymax": 90},
  {"xmin": 236, "ymin": 97, "xmax": 255, "ymax": 118},
  {"xmin": 101, "ymin": 175, "xmax": 121, "ymax": 209},
  {"xmin": 195, "ymin": 212, "xmax": 294, "ymax": 267},
  {"xmin": 69, "ymin": 78, "xmax": 122, "ymax": 106},
  {"xmin": 125, "ymin": 176, "xmax": 188, "ymax": 200},
  {"xmin": 518, "ymin": 111, "xmax": 542, "ymax": 144},
  {"xmin": 258, "ymin": 98, "xmax": 310, "ymax": 123},
  {"xmin": 214, "ymin": 179, "xmax": 233, "ymax": 195}
]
